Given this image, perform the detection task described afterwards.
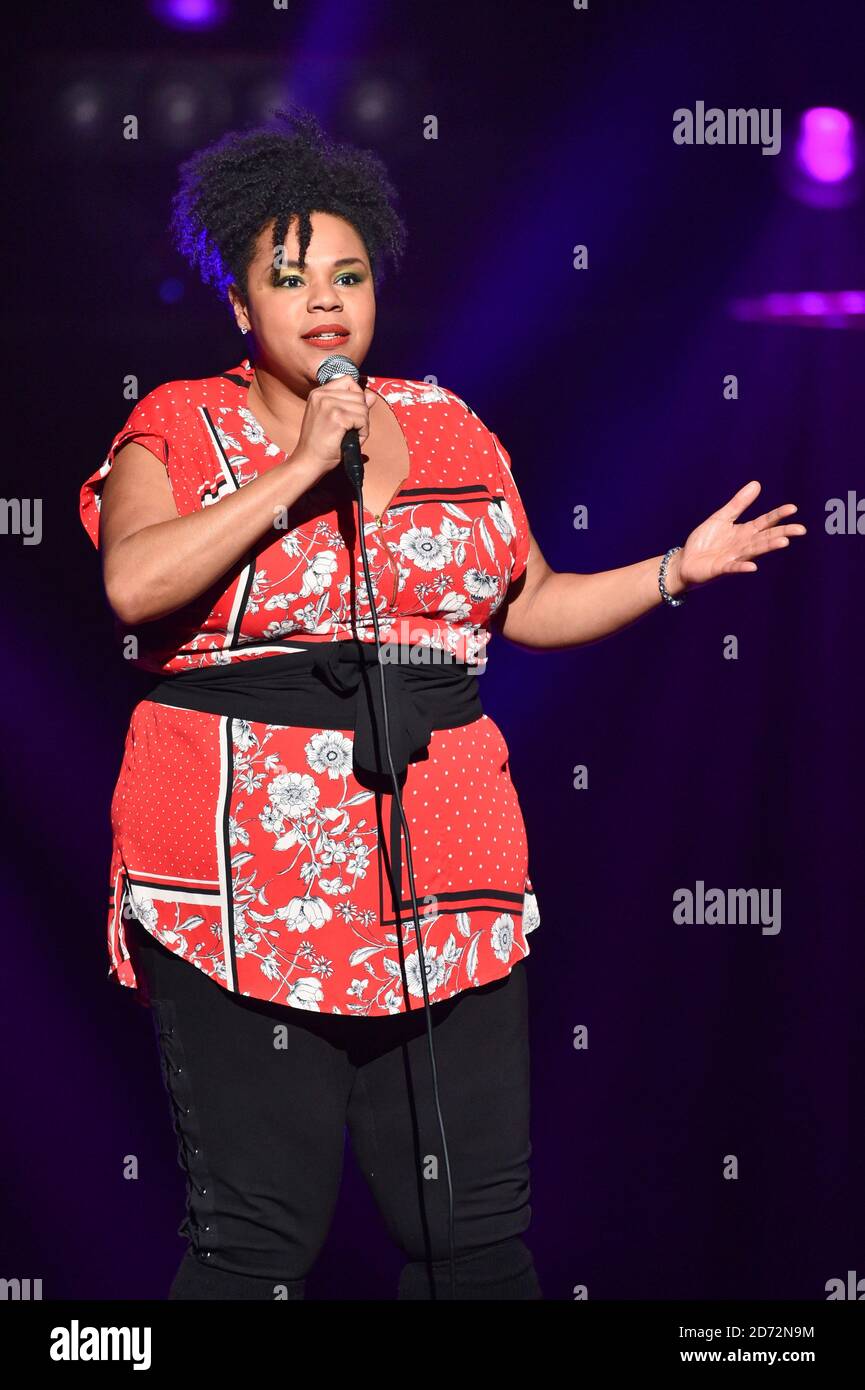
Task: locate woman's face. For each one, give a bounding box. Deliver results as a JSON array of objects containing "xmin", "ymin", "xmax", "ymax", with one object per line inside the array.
[{"xmin": 229, "ymin": 210, "xmax": 376, "ymax": 395}]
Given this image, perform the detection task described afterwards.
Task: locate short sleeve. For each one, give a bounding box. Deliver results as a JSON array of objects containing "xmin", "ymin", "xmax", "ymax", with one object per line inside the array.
[
  {"xmin": 79, "ymin": 391, "xmax": 171, "ymax": 549},
  {"xmin": 489, "ymin": 429, "xmax": 530, "ymax": 583}
]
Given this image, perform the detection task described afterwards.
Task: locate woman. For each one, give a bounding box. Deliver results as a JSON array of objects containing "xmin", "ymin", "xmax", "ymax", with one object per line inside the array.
[{"xmin": 80, "ymin": 109, "xmax": 805, "ymax": 1301}]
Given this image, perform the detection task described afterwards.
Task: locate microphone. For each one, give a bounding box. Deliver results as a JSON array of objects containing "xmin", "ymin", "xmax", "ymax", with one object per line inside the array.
[{"xmin": 315, "ymin": 353, "xmax": 364, "ymax": 491}]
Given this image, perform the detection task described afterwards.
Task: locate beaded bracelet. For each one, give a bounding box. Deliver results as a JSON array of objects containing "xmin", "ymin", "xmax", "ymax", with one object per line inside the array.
[{"xmin": 659, "ymin": 545, "xmax": 685, "ymax": 606}]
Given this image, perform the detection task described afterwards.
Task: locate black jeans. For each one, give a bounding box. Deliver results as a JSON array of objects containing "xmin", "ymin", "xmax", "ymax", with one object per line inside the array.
[{"xmin": 125, "ymin": 915, "xmax": 541, "ymax": 1300}]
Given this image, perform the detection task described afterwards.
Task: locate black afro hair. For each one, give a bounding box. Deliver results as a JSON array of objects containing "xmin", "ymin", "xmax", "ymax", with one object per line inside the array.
[{"xmin": 169, "ymin": 104, "xmax": 407, "ymax": 309}]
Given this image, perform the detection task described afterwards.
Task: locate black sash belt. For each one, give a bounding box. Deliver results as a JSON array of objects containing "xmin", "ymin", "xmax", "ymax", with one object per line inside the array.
[{"xmin": 142, "ymin": 639, "xmax": 484, "ymax": 955}]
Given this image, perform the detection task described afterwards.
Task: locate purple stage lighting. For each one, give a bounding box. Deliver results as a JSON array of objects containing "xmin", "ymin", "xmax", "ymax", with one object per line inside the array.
[
  {"xmin": 151, "ymin": 0, "xmax": 229, "ymax": 30},
  {"xmin": 796, "ymin": 107, "xmax": 855, "ymax": 183},
  {"xmin": 782, "ymin": 106, "xmax": 860, "ymax": 207},
  {"xmin": 728, "ymin": 289, "xmax": 865, "ymax": 329}
]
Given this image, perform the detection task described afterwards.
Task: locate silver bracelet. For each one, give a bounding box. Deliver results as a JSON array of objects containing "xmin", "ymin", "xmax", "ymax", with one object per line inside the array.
[{"xmin": 659, "ymin": 546, "xmax": 685, "ymax": 606}]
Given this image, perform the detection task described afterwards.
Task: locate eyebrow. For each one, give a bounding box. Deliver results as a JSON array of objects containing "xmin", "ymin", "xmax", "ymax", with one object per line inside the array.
[{"xmin": 276, "ymin": 257, "xmax": 366, "ymax": 271}]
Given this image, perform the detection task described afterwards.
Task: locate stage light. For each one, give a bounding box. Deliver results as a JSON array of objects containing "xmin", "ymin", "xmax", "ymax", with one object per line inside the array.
[
  {"xmin": 147, "ymin": 75, "xmax": 232, "ymax": 147},
  {"xmin": 60, "ymin": 81, "xmax": 104, "ymax": 130},
  {"xmin": 782, "ymin": 107, "xmax": 860, "ymax": 208},
  {"xmin": 150, "ymin": 0, "xmax": 230, "ymax": 31},
  {"xmin": 352, "ymin": 79, "xmax": 397, "ymax": 130},
  {"xmin": 796, "ymin": 107, "xmax": 855, "ymax": 183},
  {"xmin": 729, "ymin": 289, "xmax": 865, "ymax": 329}
]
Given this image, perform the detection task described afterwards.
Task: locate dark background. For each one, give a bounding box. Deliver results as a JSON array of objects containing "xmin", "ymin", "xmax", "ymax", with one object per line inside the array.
[{"xmin": 2, "ymin": 0, "xmax": 863, "ymax": 1300}]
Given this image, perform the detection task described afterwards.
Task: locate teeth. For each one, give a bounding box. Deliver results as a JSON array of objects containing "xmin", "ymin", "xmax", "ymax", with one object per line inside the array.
[{"xmin": 308, "ymin": 332, "xmax": 343, "ymax": 339}]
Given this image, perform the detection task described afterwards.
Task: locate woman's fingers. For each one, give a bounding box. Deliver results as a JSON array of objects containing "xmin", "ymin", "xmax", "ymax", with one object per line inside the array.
[
  {"xmin": 738, "ymin": 526, "xmax": 804, "ymax": 559},
  {"xmin": 720, "ymin": 479, "xmax": 762, "ymax": 521},
  {"xmin": 748, "ymin": 502, "xmax": 802, "ymax": 532}
]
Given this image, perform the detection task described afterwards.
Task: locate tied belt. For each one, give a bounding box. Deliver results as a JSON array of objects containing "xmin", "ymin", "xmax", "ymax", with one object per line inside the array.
[
  {"xmin": 142, "ymin": 640, "xmax": 484, "ymax": 953},
  {"xmin": 142, "ymin": 639, "xmax": 483, "ymax": 780}
]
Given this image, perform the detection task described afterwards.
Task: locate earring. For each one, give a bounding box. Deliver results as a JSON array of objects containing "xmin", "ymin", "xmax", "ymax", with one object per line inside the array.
[{"xmin": 240, "ymin": 326, "xmax": 248, "ymax": 335}]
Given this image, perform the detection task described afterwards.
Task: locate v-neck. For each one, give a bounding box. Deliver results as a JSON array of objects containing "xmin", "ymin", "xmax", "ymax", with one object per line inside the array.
[{"xmin": 232, "ymin": 361, "xmax": 414, "ymax": 523}]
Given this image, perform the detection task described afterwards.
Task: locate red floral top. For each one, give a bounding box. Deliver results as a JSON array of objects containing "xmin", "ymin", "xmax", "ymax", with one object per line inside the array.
[{"xmin": 79, "ymin": 359, "xmax": 541, "ymax": 1016}]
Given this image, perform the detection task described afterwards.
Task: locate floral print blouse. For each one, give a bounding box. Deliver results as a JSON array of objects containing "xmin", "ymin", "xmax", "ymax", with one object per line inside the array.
[{"xmin": 79, "ymin": 359, "xmax": 541, "ymax": 1016}]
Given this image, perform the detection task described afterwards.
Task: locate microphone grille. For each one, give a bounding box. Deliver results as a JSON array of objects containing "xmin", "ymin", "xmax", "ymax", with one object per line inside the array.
[{"xmin": 315, "ymin": 354, "xmax": 360, "ymax": 386}]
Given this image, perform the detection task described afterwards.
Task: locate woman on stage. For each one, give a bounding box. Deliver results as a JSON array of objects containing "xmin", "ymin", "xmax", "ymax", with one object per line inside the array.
[{"xmin": 80, "ymin": 108, "xmax": 805, "ymax": 1301}]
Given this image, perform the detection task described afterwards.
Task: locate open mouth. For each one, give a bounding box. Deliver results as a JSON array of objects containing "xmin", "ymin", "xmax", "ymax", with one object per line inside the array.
[{"xmin": 303, "ymin": 329, "xmax": 350, "ymax": 345}]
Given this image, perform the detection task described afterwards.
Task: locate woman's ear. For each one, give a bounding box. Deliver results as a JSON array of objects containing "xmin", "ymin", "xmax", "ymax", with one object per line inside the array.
[{"xmin": 228, "ymin": 284, "xmax": 251, "ymax": 334}]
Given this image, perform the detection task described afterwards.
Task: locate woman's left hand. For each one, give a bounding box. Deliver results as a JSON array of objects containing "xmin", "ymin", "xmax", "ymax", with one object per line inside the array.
[{"xmin": 672, "ymin": 480, "xmax": 807, "ymax": 593}]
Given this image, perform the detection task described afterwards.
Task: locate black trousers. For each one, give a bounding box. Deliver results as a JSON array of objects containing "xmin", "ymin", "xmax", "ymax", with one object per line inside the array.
[{"xmin": 125, "ymin": 915, "xmax": 542, "ymax": 1300}]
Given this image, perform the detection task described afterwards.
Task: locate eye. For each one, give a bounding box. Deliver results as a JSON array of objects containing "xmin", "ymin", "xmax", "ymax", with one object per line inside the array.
[{"xmin": 277, "ymin": 272, "xmax": 364, "ymax": 288}]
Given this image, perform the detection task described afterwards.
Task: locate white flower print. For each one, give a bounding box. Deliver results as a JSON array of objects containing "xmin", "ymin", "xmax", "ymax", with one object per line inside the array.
[
  {"xmin": 236, "ymin": 405, "xmax": 282, "ymax": 456},
  {"xmin": 231, "ymin": 719, "xmax": 258, "ymax": 752},
  {"xmin": 280, "ymin": 532, "xmax": 303, "ymax": 558},
  {"xmin": 383, "ymin": 986, "xmax": 404, "ymax": 1014},
  {"xmin": 399, "ymin": 526, "xmax": 454, "ymax": 572},
  {"xmin": 415, "ymin": 574, "xmax": 451, "ymax": 605},
  {"xmin": 263, "ymin": 618, "xmax": 300, "ymax": 640},
  {"xmin": 228, "ymin": 815, "xmax": 250, "ymax": 848},
  {"xmin": 267, "ymin": 771, "xmax": 320, "ymax": 819},
  {"xmin": 215, "ymin": 426, "xmax": 243, "ymax": 453},
  {"xmin": 128, "ymin": 894, "xmax": 159, "ymax": 931},
  {"xmin": 523, "ymin": 891, "xmax": 541, "ymax": 934},
  {"xmin": 319, "ymin": 837, "xmax": 348, "ymax": 867},
  {"xmin": 381, "ymin": 383, "xmax": 450, "ymax": 407},
  {"xmin": 303, "ymin": 602, "xmax": 336, "ymax": 632},
  {"xmin": 259, "ymin": 802, "xmax": 283, "ymax": 834},
  {"xmin": 439, "ymin": 515, "xmax": 470, "ymax": 545},
  {"xmin": 287, "ymin": 976, "xmax": 325, "ymax": 1010},
  {"xmin": 305, "ymin": 729, "xmax": 353, "ymax": 780},
  {"xmin": 319, "ymin": 877, "xmax": 349, "ymax": 896},
  {"xmin": 490, "ymin": 913, "xmax": 515, "ymax": 962},
  {"xmin": 464, "ymin": 568, "xmax": 500, "ymax": 599},
  {"xmin": 346, "ymin": 837, "xmax": 371, "ymax": 876},
  {"xmin": 404, "ymin": 945, "xmax": 447, "ymax": 997},
  {"xmin": 243, "ymin": 569, "xmax": 272, "ymax": 616},
  {"xmin": 123, "ymin": 893, "xmax": 201, "ymax": 958},
  {"xmin": 488, "ymin": 498, "xmax": 516, "ymax": 543},
  {"xmin": 236, "ymin": 406, "xmax": 265, "ymax": 444},
  {"xmin": 277, "ymin": 895, "xmax": 334, "ymax": 929},
  {"xmin": 437, "ymin": 591, "xmax": 472, "ymax": 622},
  {"xmin": 300, "ymin": 549, "xmax": 339, "ymax": 596},
  {"xmin": 465, "ymin": 628, "xmax": 489, "ymax": 666}
]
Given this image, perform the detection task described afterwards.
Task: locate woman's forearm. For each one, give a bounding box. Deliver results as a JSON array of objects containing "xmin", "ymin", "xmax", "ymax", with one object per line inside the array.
[
  {"xmin": 501, "ymin": 551, "xmax": 688, "ymax": 649},
  {"xmin": 107, "ymin": 452, "xmax": 323, "ymax": 625}
]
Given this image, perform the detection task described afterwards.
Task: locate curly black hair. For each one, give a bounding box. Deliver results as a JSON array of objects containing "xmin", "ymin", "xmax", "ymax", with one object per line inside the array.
[{"xmin": 170, "ymin": 104, "xmax": 407, "ymax": 309}]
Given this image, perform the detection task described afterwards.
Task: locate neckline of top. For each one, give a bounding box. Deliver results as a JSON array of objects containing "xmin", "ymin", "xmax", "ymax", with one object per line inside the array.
[{"xmin": 229, "ymin": 359, "xmax": 415, "ymax": 522}]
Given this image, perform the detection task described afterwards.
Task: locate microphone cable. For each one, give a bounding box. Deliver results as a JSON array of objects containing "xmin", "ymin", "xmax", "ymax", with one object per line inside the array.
[{"xmin": 316, "ymin": 356, "xmax": 457, "ymax": 1301}]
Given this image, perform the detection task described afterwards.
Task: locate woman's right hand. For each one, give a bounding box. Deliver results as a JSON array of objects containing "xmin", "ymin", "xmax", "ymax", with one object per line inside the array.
[{"xmin": 289, "ymin": 375, "xmax": 376, "ymax": 479}]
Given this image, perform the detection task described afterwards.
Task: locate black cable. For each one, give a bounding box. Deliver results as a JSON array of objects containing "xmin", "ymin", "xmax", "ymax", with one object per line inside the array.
[{"xmin": 350, "ymin": 479, "xmax": 457, "ymax": 1303}]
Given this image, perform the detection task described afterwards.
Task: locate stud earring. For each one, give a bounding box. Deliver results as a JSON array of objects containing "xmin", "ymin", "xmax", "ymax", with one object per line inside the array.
[{"xmin": 240, "ymin": 326, "xmax": 248, "ymax": 335}]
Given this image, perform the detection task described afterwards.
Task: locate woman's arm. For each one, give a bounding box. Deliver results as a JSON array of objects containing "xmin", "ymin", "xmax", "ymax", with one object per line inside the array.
[
  {"xmin": 99, "ymin": 374, "xmax": 374, "ymax": 626},
  {"xmin": 493, "ymin": 480, "xmax": 807, "ymax": 651},
  {"xmin": 492, "ymin": 533, "xmax": 689, "ymax": 649},
  {"xmin": 100, "ymin": 442, "xmax": 323, "ymax": 625}
]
